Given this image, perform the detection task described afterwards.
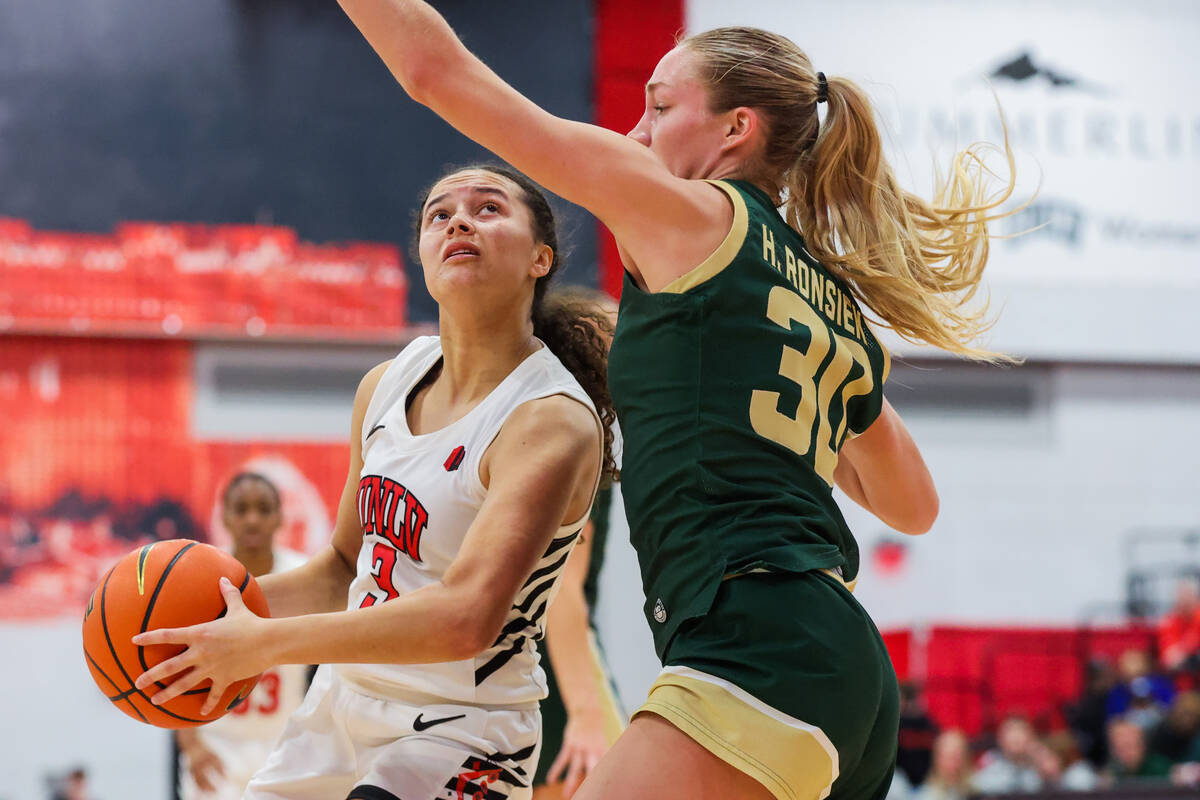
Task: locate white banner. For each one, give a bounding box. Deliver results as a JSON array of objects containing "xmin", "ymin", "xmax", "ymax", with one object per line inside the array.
[{"xmin": 688, "ymin": 0, "xmax": 1200, "ymax": 361}]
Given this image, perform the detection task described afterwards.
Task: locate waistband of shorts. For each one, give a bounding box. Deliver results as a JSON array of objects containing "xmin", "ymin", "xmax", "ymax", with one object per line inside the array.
[
  {"xmin": 335, "ymin": 668, "xmax": 540, "ymax": 713},
  {"xmin": 721, "ymin": 566, "xmax": 857, "ymax": 593}
]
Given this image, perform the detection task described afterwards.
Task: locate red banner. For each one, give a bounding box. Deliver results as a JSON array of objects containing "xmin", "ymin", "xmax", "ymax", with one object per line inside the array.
[
  {"xmin": 0, "ymin": 219, "xmax": 407, "ymax": 341},
  {"xmin": 0, "ymin": 336, "xmax": 349, "ymax": 620}
]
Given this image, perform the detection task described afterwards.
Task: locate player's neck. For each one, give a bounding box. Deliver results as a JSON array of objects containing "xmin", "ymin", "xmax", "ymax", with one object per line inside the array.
[
  {"xmin": 435, "ymin": 311, "xmax": 539, "ymax": 406},
  {"xmin": 234, "ymin": 547, "xmax": 275, "ymax": 578}
]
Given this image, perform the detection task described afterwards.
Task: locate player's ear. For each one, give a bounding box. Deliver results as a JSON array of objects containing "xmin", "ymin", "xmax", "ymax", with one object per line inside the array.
[{"xmin": 530, "ymin": 244, "xmax": 553, "ymax": 278}]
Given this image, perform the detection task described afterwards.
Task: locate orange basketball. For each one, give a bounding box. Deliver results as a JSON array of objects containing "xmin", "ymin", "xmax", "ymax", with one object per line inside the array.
[{"xmin": 81, "ymin": 539, "xmax": 270, "ymax": 728}]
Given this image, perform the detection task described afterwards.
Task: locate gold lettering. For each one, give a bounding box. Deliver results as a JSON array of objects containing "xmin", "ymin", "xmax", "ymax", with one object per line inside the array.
[
  {"xmin": 825, "ymin": 283, "xmax": 838, "ymax": 318},
  {"xmin": 841, "ymin": 293, "xmax": 856, "ymax": 337},
  {"xmin": 762, "ymin": 224, "xmax": 778, "ymax": 270},
  {"xmin": 784, "ymin": 246, "xmax": 798, "ymax": 289},
  {"xmin": 811, "ymin": 271, "xmax": 825, "ymax": 312},
  {"xmin": 797, "ymin": 263, "xmax": 810, "ymax": 300}
]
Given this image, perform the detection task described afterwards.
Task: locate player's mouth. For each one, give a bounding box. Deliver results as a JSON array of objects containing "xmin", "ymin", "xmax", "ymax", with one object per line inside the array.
[{"xmin": 442, "ymin": 242, "xmax": 481, "ymax": 262}]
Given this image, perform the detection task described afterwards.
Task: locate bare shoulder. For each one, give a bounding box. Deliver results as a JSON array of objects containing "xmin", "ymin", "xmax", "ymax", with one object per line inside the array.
[
  {"xmin": 353, "ymin": 360, "xmax": 393, "ymax": 411},
  {"xmin": 498, "ymin": 394, "xmax": 599, "ymax": 455}
]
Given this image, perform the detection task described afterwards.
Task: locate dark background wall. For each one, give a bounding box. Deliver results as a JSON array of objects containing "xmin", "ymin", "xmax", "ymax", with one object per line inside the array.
[{"xmin": 0, "ymin": 0, "xmax": 598, "ymax": 320}]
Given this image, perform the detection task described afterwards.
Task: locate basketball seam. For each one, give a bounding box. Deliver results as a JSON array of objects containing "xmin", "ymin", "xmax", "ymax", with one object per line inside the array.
[
  {"xmin": 138, "ymin": 541, "xmax": 197, "ymax": 689},
  {"xmin": 84, "ymin": 647, "xmax": 145, "ymax": 718},
  {"xmin": 99, "ymin": 544, "xmax": 209, "ymax": 725}
]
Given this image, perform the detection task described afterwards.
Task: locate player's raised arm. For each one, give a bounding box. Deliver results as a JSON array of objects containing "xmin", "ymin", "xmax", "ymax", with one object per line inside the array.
[{"xmin": 335, "ymin": 0, "xmax": 734, "ymax": 291}]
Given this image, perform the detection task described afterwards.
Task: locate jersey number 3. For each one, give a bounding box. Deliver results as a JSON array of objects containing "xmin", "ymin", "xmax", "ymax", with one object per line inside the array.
[
  {"xmin": 749, "ymin": 285, "xmax": 874, "ymax": 485},
  {"xmin": 359, "ymin": 542, "xmax": 400, "ymax": 607}
]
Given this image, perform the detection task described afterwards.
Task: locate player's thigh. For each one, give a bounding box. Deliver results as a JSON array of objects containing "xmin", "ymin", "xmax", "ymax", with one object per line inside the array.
[{"xmin": 573, "ymin": 712, "xmax": 773, "ymax": 800}]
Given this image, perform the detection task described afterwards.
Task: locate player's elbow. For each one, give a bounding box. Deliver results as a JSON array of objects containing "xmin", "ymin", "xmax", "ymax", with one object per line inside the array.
[
  {"xmin": 442, "ymin": 597, "xmax": 509, "ymax": 660},
  {"xmin": 887, "ymin": 490, "xmax": 939, "ymax": 536}
]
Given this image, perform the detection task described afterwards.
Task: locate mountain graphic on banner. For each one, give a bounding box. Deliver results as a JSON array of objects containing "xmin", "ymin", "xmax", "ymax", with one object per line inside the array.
[{"xmin": 987, "ymin": 51, "xmax": 1108, "ymax": 95}]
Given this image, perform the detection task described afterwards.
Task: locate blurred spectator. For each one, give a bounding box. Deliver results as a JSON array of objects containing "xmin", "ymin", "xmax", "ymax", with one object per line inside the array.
[
  {"xmin": 914, "ymin": 730, "xmax": 973, "ymax": 800},
  {"xmin": 48, "ymin": 767, "xmax": 94, "ymax": 800},
  {"xmin": 971, "ymin": 715, "xmax": 1042, "ymax": 794},
  {"xmin": 1149, "ymin": 691, "xmax": 1200, "ymax": 764},
  {"xmin": 1159, "ymin": 577, "xmax": 1200, "ymax": 672},
  {"xmin": 1067, "ymin": 657, "xmax": 1118, "ymax": 768},
  {"xmin": 1105, "ymin": 718, "xmax": 1172, "ymax": 784},
  {"xmin": 1107, "ymin": 649, "xmax": 1175, "ymax": 727},
  {"xmin": 1040, "ymin": 730, "xmax": 1099, "ymax": 791},
  {"xmin": 896, "ymin": 682, "xmax": 939, "ymax": 786}
]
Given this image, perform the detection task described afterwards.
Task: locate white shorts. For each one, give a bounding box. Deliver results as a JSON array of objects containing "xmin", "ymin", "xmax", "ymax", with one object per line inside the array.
[{"xmin": 245, "ymin": 665, "xmax": 541, "ymax": 800}]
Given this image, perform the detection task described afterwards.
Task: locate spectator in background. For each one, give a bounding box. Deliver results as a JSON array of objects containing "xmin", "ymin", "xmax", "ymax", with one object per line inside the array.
[
  {"xmin": 1068, "ymin": 657, "xmax": 1118, "ymax": 768},
  {"xmin": 1159, "ymin": 577, "xmax": 1200, "ymax": 672},
  {"xmin": 48, "ymin": 767, "xmax": 94, "ymax": 800},
  {"xmin": 1107, "ymin": 649, "xmax": 1175, "ymax": 726},
  {"xmin": 914, "ymin": 730, "xmax": 974, "ymax": 800},
  {"xmin": 1105, "ymin": 718, "xmax": 1172, "ymax": 784},
  {"xmin": 1039, "ymin": 731, "xmax": 1099, "ymax": 791},
  {"xmin": 896, "ymin": 682, "xmax": 939, "ymax": 786},
  {"xmin": 971, "ymin": 714, "xmax": 1042, "ymax": 794},
  {"xmin": 1149, "ymin": 691, "xmax": 1200, "ymax": 765},
  {"xmin": 175, "ymin": 473, "xmax": 309, "ymax": 800}
]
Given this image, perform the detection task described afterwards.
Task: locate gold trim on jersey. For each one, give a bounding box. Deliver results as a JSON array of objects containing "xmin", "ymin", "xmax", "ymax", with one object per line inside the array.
[
  {"xmin": 660, "ymin": 180, "xmax": 749, "ymax": 294},
  {"xmin": 635, "ymin": 665, "xmax": 839, "ymax": 800}
]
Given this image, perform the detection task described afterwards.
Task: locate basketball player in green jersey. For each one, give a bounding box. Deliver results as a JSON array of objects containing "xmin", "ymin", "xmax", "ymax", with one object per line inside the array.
[{"xmin": 337, "ymin": 3, "xmax": 1016, "ymax": 798}]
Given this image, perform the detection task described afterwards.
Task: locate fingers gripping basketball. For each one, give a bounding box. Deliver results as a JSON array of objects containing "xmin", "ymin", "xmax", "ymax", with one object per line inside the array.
[{"xmin": 80, "ymin": 539, "xmax": 270, "ymax": 728}]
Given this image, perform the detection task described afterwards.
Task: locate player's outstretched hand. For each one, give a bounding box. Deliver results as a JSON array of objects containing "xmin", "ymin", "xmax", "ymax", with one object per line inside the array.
[
  {"xmin": 132, "ymin": 577, "xmax": 272, "ymax": 715},
  {"xmin": 546, "ymin": 708, "xmax": 610, "ymax": 798}
]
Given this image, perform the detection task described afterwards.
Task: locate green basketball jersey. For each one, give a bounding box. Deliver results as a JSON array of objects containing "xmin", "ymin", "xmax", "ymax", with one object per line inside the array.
[{"xmin": 608, "ymin": 179, "xmax": 890, "ymax": 657}]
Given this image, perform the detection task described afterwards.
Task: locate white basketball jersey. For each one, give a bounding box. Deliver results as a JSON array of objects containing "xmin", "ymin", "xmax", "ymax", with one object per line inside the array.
[{"xmin": 337, "ymin": 336, "xmax": 600, "ymax": 706}]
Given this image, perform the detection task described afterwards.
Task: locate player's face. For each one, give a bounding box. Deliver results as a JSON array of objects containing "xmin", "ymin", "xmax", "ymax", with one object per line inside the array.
[
  {"xmin": 223, "ymin": 480, "xmax": 281, "ymax": 552},
  {"xmin": 418, "ymin": 171, "xmax": 551, "ymax": 307},
  {"xmin": 627, "ymin": 47, "xmax": 729, "ymax": 179}
]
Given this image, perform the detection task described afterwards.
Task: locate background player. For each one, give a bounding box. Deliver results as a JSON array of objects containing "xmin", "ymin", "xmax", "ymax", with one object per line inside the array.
[
  {"xmin": 332, "ymin": 3, "xmax": 1017, "ymax": 799},
  {"xmin": 174, "ymin": 472, "xmax": 308, "ymax": 800},
  {"xmin": 535, "ymin": 289, "xmax": 624, "ymax": 800},
  {"xmin": 134, "ymin": 164, "xmax": 617, "ymax": 799}
]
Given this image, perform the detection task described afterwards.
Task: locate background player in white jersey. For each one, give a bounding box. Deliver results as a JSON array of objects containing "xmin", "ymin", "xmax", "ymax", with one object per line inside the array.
[
  {"xmin": 175, "ymin": 472, "xmax": 309, "ymax": 800},
  {"xmin": 134, "ymin": 164, "xmax": 619, "ymax": 800}
]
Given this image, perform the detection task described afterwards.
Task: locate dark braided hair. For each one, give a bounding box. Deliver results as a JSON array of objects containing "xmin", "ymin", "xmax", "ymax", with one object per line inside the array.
[
  {"xmin": 415, "ymin": 164, "xmax": 618, "ymax": 486},
  {"xmin": 222, "ymin": 472, "xmax": 281, "ymax": 511}
]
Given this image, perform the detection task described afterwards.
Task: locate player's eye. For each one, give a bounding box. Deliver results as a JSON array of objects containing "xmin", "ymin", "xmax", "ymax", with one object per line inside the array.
[
  {"xmin": 653, "ymin": 105, "xmax": 667, "ymax": 114},
  {"xmin": 480, "ymin": 202, "xmax": 500, "ymax": 214}
]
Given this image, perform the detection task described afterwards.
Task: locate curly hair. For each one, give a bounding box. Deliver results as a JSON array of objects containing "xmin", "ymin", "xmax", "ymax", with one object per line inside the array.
[{"xmin": 415, "ymin": 164, "xmax": 619, "ymax": 486}]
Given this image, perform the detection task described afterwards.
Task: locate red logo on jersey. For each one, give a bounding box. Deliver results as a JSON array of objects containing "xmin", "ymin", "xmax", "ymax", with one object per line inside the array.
[
  {"xmin": 357, "ymin": 475, "xmax": 429, "ymax": 562},
  {"xmin": 444, "ymin": 445, "xmax": 466, "ymax": 472}
]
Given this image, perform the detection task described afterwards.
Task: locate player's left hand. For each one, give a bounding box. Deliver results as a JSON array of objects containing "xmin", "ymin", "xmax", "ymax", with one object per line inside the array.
[
  {"xmin": 546, "ymin": 708, "xmax": 611, "ymax": 798},
  {"xmin": 132, "ymin": 577, "xmax": 273, "ymax": 715}
]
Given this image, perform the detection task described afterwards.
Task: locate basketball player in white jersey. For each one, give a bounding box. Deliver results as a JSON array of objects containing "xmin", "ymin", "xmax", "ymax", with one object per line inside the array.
[
  {"xmin": 176, "ymin": 472, "xmax": 309, "ymax": 800},
  {"xmin": 134, "ymin": 164, "xmax": 618, "ymax": 800}
]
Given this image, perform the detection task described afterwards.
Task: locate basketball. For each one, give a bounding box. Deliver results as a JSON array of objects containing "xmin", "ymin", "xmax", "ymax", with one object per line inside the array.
[{"xmin": 81, "ymin": 539, "xmax": 270, "ymax": 729}]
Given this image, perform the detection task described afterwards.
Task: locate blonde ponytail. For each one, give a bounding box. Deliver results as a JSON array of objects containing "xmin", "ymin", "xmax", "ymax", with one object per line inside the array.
[{"xmin": 684, "ymin": 27, "xmax": 1021, "ymax": 360}]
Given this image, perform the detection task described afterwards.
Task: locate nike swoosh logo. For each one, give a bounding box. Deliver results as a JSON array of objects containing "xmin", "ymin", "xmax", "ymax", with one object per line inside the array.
[
  {"xmin": 413, "ymin": 712, "xmax": 466, "ymax": 732},
  {"xmin": 366, "ymin": 424, "xmax": 385, "ymax": 440}
]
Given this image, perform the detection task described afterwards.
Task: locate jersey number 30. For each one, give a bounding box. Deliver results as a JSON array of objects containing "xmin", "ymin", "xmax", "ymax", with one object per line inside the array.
[{"xmin": 749, "ymin": 285, "xmax": 874, "ymax": 486}]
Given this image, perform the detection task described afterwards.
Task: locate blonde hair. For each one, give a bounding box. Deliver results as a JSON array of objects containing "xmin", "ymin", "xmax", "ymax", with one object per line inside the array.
[{"xmin": 683, "ymin": 27, "xmax": 1019, "ymax": 360}]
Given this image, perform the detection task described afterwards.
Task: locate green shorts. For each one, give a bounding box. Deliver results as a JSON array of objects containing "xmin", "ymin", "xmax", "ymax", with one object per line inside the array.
[{"xmin": 635, "ymin": 570, "xmax": 898, "ymax": 800}]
